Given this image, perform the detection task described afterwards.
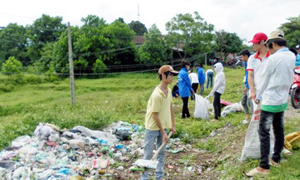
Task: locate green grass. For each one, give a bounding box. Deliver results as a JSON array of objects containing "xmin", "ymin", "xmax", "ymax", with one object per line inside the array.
[{"xmin": 0, "ymin": 67, "xmax": 300, "ymax": 179}]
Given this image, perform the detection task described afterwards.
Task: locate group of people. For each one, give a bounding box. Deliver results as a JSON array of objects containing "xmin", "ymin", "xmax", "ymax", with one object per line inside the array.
[
  {"xmin": 172, "ymin": 60, "xmax": 223, "ymax": 120},
  {"xmin": 140, "ymin": 29, "xmax": 298, "ymax": 180}
]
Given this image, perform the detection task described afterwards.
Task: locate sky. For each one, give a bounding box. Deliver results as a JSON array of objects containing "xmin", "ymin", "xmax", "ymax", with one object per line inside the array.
[{"xmin": 1, "ymin": 0, "xmax": 299, "ymax": 45}]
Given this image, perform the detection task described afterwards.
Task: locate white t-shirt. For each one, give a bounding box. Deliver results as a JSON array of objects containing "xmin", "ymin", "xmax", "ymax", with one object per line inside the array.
[
  {"xmin": 189, "ymin": 72, "xmax": 199, "ymax": 84},
  {"xmin": 258, "ymin": 48, "xmax": 296, "ymax": 106},
  {"xmin": 246, "ymin": 51, "xmax": 270, "ymax": 96}
]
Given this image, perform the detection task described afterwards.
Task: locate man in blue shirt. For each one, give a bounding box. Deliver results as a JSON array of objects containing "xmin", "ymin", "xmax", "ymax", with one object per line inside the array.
[
  {"xmin": 240, "ymin": 50, "xmax": 253, "ymax": 124},
  {"xmin": 195, "ymin": 64, "xmax": 205, "ymax": 96},
  {"xmin": 296, "ymin": 45, "xmax": 300, "ymax": 67},
  {"xmin": 178, "ymin": 60, "xmax": 194, "ymax": 118}
]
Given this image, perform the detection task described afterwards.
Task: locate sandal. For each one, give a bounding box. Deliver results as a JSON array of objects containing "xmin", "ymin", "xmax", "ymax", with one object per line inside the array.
[
  {"xmin": 244, "ymin": 167, "xmax": 269, "ymax": 177},
  {"xmin": 269, "ymin": 158, "xmax": 281, "ymax": 167}
]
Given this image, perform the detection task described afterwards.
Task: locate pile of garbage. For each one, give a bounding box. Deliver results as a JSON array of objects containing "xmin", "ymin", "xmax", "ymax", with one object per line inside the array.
[{"xmin": 0, "ymin": 121, "xmax": 146, "ymax": 179}]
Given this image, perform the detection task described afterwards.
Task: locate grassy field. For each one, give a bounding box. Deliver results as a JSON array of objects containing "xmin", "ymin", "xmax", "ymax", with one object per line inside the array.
[{"xmin": 0, "ymin": 67, "xmax": 299, "ymax": 179}]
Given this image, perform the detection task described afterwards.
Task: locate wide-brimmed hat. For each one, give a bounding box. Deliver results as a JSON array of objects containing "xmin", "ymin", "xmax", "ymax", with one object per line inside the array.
[{"xmin": 265, "ymin": 29, "xmax": 285, "ymax": 43}]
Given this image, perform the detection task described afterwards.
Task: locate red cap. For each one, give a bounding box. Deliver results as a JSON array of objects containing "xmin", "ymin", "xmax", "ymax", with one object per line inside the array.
[{"xmin": 249, "ymin": 33, "xmax": 268, "ymax": 43}]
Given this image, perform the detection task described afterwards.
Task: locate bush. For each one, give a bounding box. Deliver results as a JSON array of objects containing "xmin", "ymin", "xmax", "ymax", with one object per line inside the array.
[
  {"xmin": 13, "ymin": 75, "xmax": 26, "ymax": 85},
  {"xmin": 25, "ymin": 75, "xmax": 44, "ymax": 84},
  {"xmin": 0, "ymin": 84, "xmax": 15, "ymax": 92}
]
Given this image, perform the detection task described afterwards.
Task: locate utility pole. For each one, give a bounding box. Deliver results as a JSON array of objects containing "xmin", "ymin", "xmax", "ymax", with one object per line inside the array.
[
  {"xmin": 68, "ymin": 22, "xmax": 76, "ymax": 106},
  {"xmin": 138, "ymin": 5, "xmax": 140, "ymax": 21}
]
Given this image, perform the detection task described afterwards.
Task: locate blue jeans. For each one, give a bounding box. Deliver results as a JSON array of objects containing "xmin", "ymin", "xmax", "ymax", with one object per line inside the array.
[
  {"xmin": 199, "ymin": 84, "xmax": 204, "ymax": 96},
  {"xmin": 206, "ymin": 72, "xmax": 214, "ymax": 88},
  {"xmin": 141, "ymin": 129, "xmax": 167, "ymax": 180},
  {"xmin": 259, "ymin": 110, "xmax": 284, "ymax": 169}
]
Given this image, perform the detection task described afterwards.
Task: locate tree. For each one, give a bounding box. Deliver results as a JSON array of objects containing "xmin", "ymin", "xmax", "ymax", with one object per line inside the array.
[
  {"xmin": 27, "ymin": 14, "xmax": 66, "ymax": 62},
  {"xmin": 1, "ymin": 56, "xmax": 23, "ymax": 78},
  {"xmin": 93, "ymin": 58, "xmax": 107, "ymax": 73},
  {"xmin": 165, "ymin": 12, "xmax": 215, "ymax": 59},
  {"xmin": 128, "ymin": 21, "xmax": 148, "ymax": 35},
  {"xmin": 115, "ymin": 17, "xmax": 125, "ymax": 24},
  {"xmin": 137, "ymin": 24, "xmax": 169, "ymax": 64},
  {"xmin": 0, "ymin": 23, "xmax": 29, "ymax": 65},
  {"xmin": 52, "ymin": 15, "xmax": 136, "ymax": 75},
  {"xmin": 280, "ymin": 15, "xmax": 300, "ymax": 48},
  {"xmin": 215, "ymin": 30, "xmax": 243, "ymax": 59}
]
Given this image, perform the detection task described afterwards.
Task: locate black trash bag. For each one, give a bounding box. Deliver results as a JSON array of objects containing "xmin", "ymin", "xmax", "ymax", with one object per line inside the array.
[{"xmin": 115, "ymin": 130, "xmax": 132, "ymax": 140}]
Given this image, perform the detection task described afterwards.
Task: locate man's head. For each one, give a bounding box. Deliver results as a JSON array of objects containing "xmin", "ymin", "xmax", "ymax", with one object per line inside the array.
[
  {"xmin": 265, "ymin": 29, "xmax": 286, "ymax": 54},
  {"xmin": 181, "ymin": 59, "xmax": 191, "ymax": 70},
  {"xmin": 296, "ymin": 44, "xmax": 300, "ymax": 54},
  {"xmin": 195, "ymin": 63, "xmax": 203, "ymax": 69},
  {"xmin": 249, "ymin": 33, "xmax": 268, "ymax": 52},
  {"xmin": 158, "ymin": 65, "xmax": 179, "ymax": 83},
  {"xmin": 240, "ymin": 49, "xmax": 250, "ymax": 62}
]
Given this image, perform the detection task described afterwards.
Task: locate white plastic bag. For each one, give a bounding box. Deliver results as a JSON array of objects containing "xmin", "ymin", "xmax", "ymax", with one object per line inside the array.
[
  {"xmin": 240, "ymin": 101, "xmax": 275, "ymax": 161},
  {"xmin": 221, "ymin": 102, "xmax": 243, "ymax": 117},
  {"xmin": 194, "ymin": 94, "xmax": 209, "ymax": 119}
]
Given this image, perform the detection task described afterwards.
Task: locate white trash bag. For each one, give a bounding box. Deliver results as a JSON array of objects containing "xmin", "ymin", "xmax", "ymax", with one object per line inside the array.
[
  {"xmin": 221, "ymin": 102, "xmax": 243, "ymax": 117},
  {"xmin": 194, "ymin": 94, "xmax": 210, "ymax": 119},
  {"xmin": 240, "ymin": 101, "xmax": 275, "ymax": 161}
]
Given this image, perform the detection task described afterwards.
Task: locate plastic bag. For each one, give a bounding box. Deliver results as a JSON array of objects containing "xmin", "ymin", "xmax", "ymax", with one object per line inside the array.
[
  {"xmin": 240, "ymin": 102, "xmax": 275, "ymax": 161},
  {"xmin": 221, "ymin": 102, "xmax": 243, "ymax": 117},
  {"xmin": 194, "ymin": 94, "xmax": 209, "ymax": 119}
]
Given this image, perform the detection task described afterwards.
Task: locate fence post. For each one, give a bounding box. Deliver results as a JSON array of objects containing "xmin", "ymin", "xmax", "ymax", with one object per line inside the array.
[{"xmin": 68, "ymin": 22, "xmax": 76, "ymax": 106}]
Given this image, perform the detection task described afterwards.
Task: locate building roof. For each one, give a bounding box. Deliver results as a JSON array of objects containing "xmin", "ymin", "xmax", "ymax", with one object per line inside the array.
[{"xmin": 133, "ymin": 35, "xmax": 145, "ymax": 45}]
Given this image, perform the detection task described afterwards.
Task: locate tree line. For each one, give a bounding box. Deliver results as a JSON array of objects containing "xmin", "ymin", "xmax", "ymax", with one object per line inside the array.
[{"xmin": 1, "ymin": 12, "xmax": 299, "ymax": 77}]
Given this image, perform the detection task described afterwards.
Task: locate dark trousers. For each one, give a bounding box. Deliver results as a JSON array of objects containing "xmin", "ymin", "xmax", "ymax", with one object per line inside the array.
[
  {"xmin": 191, "ymin": 83, "xmax": 199, "ymax": 100},
  {"xmin": 259, "ymin": 110, "xmax": 284, "ymax": 169},
  {"xmin": 181, "ymin": 97, "xmax": 190, "ymax": 118},
  {"xmin": 206, "ymin": 72, "xmax": 214, "ymax": 88},
  {"xmin": 213, "ymin": 92, "xmax": 221, "ymax": 119}
]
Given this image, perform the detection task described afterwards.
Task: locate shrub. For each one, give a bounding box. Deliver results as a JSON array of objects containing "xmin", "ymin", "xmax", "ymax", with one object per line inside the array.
[{"xmin": 25, "ymin": 75, "xmax": 44, "ymax": 84}]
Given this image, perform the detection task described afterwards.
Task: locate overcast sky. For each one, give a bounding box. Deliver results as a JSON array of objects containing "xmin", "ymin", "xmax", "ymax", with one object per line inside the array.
[{"xmin": 1, "ymin": 0, "xmax": 299, "ymax": 45}]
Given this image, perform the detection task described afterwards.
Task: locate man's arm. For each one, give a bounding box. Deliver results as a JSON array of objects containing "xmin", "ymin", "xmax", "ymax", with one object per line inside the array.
[
  {"xmin": 153, "ymin": 112, "xmax": 168, "ymax": 142},
  {"xmin": 248, "ymin": 71, "xmax": 256, "ymax": 100}
]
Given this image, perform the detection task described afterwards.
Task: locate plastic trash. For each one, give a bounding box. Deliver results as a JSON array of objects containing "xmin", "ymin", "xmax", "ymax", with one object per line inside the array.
[
  {"xmin": 58, "ymin": 167, "xmax": 71, "ymax": 175},
  {"xmin": 0, "ymin": 161, "xmax": 15, "ymax": 170},
  {"xmin": 115, "ymin": 144, "xmax": 128, "ymax": 150},
  {"xmin": 68, "ymin": 139, "xmax": 86, "ymax": 149},
  {"xmin": 11, "ymin": 135, "xmax": 32, "ymax": 147},
  {"xmin": 221, "ymin": 102, "xmax": 243, "ymax": 117},
  {"xmin": 34, "ymin": 123, "xmax": 55, "ymax": 140},
  {"xmin": 194, "ymin": 94, "xmax": 210, "ymax": 119}
]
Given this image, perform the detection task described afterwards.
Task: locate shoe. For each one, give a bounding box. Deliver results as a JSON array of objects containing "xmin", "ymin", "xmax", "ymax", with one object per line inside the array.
[
  {"xmin": 242, "ymin": 120, "xmax": 249, "ymax": 125},
  {"xmin": 283, "ymin": 148, "xmax": 292, "ymax": 156},
  {"xmin": 269, "ymin": 158, "xmax": 281, "ymax": 167},
  {"xmin": 244, "ymin": 167, "xmax": 269, "ymax": 177}
]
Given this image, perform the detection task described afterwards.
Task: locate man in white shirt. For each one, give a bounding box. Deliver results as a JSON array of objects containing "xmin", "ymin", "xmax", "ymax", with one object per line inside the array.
[
  {"xmin": 189, "ymin": 68, "xmax": 199, "ymax": 100},
  {"xmin": 246, "ymin": 30, "xmax": 296, "ymax": 177},
  {"xmin": 247, "ymin": 33, "xmax": 270, "ymax": 101}
]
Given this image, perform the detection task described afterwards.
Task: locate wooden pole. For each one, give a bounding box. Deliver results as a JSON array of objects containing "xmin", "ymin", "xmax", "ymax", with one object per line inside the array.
[{"xmin": 68, "ymin": 22, "xmax": 76, "ymax": 106}]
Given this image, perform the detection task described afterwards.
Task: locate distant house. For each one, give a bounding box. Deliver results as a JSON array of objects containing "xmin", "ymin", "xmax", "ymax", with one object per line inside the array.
[
  {"xmin": 133, "ymin": 35, "xmax": 145, "ymax": 46},
  {"xmin": 133, "ymin": 35, "xmax": 186, "ymax": 63}
]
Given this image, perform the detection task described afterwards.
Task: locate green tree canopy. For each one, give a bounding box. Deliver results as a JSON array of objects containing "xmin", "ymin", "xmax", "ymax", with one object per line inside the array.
[
  {"xmin": 128, "ymin": 21, "xmax": 148, "ymax": 35},
  {"xmin": 0, "ymin": 23, "xmax": 29, "ymax": 65},
  {"xmin": 1, "ymin": 56, "xmax": 23, "ymax": 77},
  {"xmin": 52, "ymin": 15, "xmax": 136, "ymax": 75},
  {"xmin": 165, "ymin": 12, "xmax": 215, "ymax": 58},
  {"xmin": 280, "ymin": 15, "xmax": 300, "ymax": 48},
  {"xmin": 215, "ymin": 30, "xmax": 243, "ymax": 59},
  {"xmin": 27, "ymin": 14, "xmax": 66, "ymax": 62},
  {"xmin": 137, "ymin": 24, "xmax": 169, "ymax": 64}
]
